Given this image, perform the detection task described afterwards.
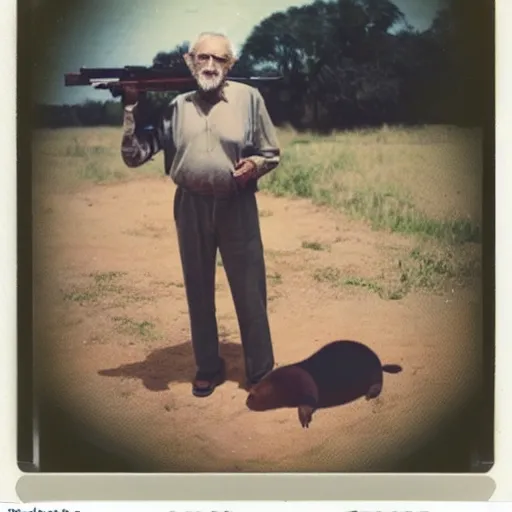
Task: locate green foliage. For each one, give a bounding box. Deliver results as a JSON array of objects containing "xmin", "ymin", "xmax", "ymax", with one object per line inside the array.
[
  {"xmin": 34, "ymin": 100, "xmax": 124, "ymax": 129},
  {"xmin": 37, "ymin": 0, "xmax": 486, "ymax": 131},
  {"xmin": 238, "ymin": 0, "xmax": 486, "ymax": 129}
]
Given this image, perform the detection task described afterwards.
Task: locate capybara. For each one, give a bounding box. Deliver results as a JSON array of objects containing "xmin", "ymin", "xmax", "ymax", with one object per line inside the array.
[{"xmin": 246, "ymin": 340, "xmax": 402, "ymax": 428}]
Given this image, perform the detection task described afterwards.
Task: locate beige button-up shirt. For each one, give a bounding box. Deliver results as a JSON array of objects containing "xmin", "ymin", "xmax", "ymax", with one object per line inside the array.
[{"xmin": 121, "ymin": 80, "xmax": 281, "ymax": 197}]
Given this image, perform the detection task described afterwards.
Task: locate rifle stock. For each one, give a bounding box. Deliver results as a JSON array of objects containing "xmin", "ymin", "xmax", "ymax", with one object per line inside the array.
[{"xmin": 64, "ymin": 66, "xmax": 282, "ymax": 95}]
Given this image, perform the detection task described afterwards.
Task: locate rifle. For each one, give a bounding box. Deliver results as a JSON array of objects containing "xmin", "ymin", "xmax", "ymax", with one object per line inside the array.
[{"xmin": 64, "ymin": 65, "xmax": 283, "ymax": 96}]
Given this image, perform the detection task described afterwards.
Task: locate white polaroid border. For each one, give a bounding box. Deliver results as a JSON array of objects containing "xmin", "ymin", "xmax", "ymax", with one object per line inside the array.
[
  {"xmin": 0, "ymin": 0, "xmax": 19, "ymax": 504},
  {"xmin": 1, "ymin": 0, "xmax": 510, "ymax": 504}
]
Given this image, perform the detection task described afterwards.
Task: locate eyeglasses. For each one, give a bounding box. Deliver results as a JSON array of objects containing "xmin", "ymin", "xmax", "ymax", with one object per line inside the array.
[{"xmin": 192, "ymin": 53, "xmax": 230, "ymax": 65}]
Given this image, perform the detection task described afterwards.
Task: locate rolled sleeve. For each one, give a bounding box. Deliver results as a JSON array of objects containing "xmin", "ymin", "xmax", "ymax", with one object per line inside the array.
[{"xmin": 121, "ymin": 103, "xmax": 161, "ymax": 168}]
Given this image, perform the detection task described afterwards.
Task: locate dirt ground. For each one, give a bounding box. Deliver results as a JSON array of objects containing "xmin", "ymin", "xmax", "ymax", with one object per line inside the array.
[{"xmin": 33, "ymin": 175, "xmax": 483, "ymax": 472}]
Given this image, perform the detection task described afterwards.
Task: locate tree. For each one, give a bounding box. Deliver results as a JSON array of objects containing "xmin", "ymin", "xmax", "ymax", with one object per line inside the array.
[
  {"xmin": 238, "ymin": 0, "xmax": 409, "ymax": 129},
  {"xmin": 38, "ymin": 0, "xmax": 488, "ymax": 130}
]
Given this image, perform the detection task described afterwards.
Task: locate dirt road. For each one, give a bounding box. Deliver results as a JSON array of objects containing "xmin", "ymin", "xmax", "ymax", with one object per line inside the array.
[{"xmin": 33, "ymin": 175, "xmax": 482, "ymax": 472}]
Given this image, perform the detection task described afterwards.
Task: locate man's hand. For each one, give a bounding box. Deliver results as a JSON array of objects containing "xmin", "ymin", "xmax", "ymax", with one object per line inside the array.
[
  {"xmin": 121, "ymin": 85, "xmax": 142, "ymax": 106},
  {"xmin": 93, "ymin": 83, "xmax": 143, "ymax": 106},
  {"xmin": 233, "ymin": 158, "xmax": 257, "ymax": 188}
]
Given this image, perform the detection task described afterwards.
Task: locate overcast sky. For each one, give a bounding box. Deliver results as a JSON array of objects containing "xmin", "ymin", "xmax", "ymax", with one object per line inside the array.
[{"xmin": 34, "ymin": 0, "xmax": 443, "ymax": 105}]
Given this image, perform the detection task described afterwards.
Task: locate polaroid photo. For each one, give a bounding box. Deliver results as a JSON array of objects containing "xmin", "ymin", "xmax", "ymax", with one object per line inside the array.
[{"xmin": 2, "ymin": 0, "xmax": 509, "ymax": 505}]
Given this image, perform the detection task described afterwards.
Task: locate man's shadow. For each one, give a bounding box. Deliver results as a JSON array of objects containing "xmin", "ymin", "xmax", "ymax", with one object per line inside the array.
[
  {"xmin": 98, "ymin": 339, "xmax": 246, "ymax": 391},
  {"xmin": 98, "ymin": 338, "xmax": 403, "ymax": 412}
]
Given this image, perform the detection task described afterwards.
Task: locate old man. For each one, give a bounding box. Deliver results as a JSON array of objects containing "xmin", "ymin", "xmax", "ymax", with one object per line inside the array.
[{"xmin": 119, "ymin": 32, "xmax": 281, "ymax": 397}]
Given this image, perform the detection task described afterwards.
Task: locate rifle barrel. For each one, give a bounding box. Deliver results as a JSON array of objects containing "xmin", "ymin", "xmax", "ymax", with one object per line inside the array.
[{"xmin": 64, "ymin": 65, "xmax": 283, "ymax": 90}]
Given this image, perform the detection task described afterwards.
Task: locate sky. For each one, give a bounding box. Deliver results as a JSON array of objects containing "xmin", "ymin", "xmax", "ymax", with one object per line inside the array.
[{"xmin": 33, "ymin": 0, "xmax": 443, "ymax": 105}]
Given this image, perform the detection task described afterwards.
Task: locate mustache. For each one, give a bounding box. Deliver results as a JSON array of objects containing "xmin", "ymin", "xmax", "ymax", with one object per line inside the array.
[
  {"xmin": 201, "ymin": 68, "xmax": 220, "ymax": 75},
  {"xmin": 197, "ymin": 63, "xmax": 222, "ymax": 73}
]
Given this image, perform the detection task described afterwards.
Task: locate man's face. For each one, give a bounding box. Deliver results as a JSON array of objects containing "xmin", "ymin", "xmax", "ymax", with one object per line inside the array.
[{"xmin": 187, "ymin": 37, "xmax": 233, "ymax": 92}]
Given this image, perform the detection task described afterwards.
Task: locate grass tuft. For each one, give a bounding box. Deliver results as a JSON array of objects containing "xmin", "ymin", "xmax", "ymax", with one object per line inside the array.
[
  {"xmin": 112, "ymin": 316, "xmax": 158, "ymax": 340},
  {"xmin": 302, "ymin": 240, "xmax": 327, "ymax": 251},
  {"xmin": 313, "ymin": 245, "xmax": 480, "ymax": 300}
]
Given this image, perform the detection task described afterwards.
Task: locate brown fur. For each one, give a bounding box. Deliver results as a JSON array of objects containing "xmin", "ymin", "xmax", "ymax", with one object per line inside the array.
[{"xmin": 246, "ymin": 340, "xmax": 402, "ymax": 428}]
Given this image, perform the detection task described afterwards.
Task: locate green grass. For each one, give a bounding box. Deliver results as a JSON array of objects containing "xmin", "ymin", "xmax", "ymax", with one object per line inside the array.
[
  {"xmin": 339, "ymin": 189, "xmax": 480, "ymax": 244},
  {"xmin": 267, "ymin": 271, "xmax": 283, "ymax": 285},
  {"xmin": 313, "ymin": 245, "xmax": 480, "ymax": 300},
  {"xmin": 261, "ymin": 159, "xmax": 480, "ymax": 244},
  {"xmin": 62, "ymin": 269, "xmax": 161, "ymax": 341},
  {"xmin": 33, "ymin": 128, "xmax": 163, "ymax": 191},
  {"xmin": 262, "ymin": 125, "xmax": 482, "ymax": 299},
  {"xmin": 63, "ymin": 289, "xmax": 101, "ymax": 303},
  {"xmin": 302, "ymin": 240, "xmax": 327, "ymax": 251},
  {"xmin": 259, "ymin": 125, "xmax": 482, "ymax": 245},
  {"xmin": 63, "ymin": 271, "xmax": 125, "ymax": 305},
  {"xmin": 91, "ymin": 271, "xmax": 127, "ymax": 283},
  {"xmin": 111, "ymin": 316, "xmax": 158, "ymax": 340},
  {"xmin": 36, "ymin": 125, "xmax": 482, "ymax": 301},
  {"xmin": 34, "ymin": 126, "xmax": 482, "ymax": 246},
  {"xmin": 62, "ymin": 270, "xmax": 156, "ymax": 307}
]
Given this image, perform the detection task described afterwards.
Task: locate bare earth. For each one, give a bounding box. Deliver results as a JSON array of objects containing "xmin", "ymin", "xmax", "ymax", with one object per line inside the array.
[{"xmin": 33, "ymin": 175, "xmax": 482, "ymax": 472}]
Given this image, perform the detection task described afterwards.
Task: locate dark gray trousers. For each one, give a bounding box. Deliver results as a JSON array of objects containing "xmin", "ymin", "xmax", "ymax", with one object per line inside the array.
[{"xmin": 173, "ymin": 185, "xmax": 275, "ymax": 383}]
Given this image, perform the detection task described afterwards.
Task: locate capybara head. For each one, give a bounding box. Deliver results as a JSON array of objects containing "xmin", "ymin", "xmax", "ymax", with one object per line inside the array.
[
  {"xmin": 245, "ymin": 366, "xmax": 305, "ymax": 411},
  {"xmin": 246, "ymin": 377, "xmax": 281, "ymax": 411}
]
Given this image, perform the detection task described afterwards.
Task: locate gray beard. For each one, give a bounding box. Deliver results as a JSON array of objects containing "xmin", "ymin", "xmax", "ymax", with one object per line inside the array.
[{"xmin": 196, "ymin": 71, "xmax": 224, "ymax": 92}]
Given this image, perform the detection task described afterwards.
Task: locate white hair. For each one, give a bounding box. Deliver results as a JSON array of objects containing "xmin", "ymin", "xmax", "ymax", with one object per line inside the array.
[{"xmin": 190, "ymin": 31, "xmax": 237, "ymax": 58}]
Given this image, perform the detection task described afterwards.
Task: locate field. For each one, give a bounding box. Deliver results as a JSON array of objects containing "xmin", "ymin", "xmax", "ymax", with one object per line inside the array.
[{"xmin": 32, "ymin": 124, "xmax": 483, "ymax": 472}]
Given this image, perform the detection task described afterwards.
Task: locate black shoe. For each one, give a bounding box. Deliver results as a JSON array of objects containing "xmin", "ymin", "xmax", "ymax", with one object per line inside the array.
[{"xmin": 192, "ymin": 359, "xmax": 226, "ymax": 398}]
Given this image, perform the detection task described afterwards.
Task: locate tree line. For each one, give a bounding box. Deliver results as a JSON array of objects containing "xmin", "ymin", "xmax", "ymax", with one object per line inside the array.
[{"xmin": 34, "ymin": 0, "xmax": 489, "ymax": 132}]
